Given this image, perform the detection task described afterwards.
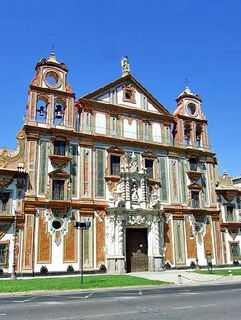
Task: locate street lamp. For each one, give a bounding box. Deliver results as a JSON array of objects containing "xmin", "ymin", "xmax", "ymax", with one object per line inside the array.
[
  {"xmin": 73, "ymin": 221, "xmax": 91, "ymax": 285},
  {"xmin": 11, "ymin": 211, "xmax": 17, "ymax": 280}
]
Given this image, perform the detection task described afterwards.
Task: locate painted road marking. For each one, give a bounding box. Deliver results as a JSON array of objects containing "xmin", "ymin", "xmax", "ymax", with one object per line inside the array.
[
  {"xmin": 173, "ymin": 304, "xmax": 216, "ymax": 311},
  {"xmin": 199, "ymin": 304, "xmax": 216, "ymax": 308},
  {"xmin": 71, "ymin": 294, "xmax": 93, "ymax": 299},
  {"xmin": 41, "ymin": 301, "xmax": 64, "ymax": 305},
  {"xmin": 172, "ymin": 306, "xmax": 193, "ymax": 310},
  {"xmin": 0, "ymin": 314, "xmax": 7, "ymax": 316},
  {"xmin": 47, "ymin": 311, "xmax": 141, "ymax": 320},
  {"xmin": 12, "ymin": 297, "xmax": 37, "ymax": 303}
]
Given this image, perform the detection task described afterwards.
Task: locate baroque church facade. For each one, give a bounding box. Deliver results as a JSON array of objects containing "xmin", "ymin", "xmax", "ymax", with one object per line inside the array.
[{"xmin": 0, "ymin": 53, "xmax": 226, "ymax": 275}]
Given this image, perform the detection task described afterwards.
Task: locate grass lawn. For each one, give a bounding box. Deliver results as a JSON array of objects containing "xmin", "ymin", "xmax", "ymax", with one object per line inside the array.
[
  {"xmin": 199, "ymin": 268, "xmax": 241, "ymax": 276},
  {"xmin": 0, "ymin": 275, "xmax": 169, "ymax": 293}
]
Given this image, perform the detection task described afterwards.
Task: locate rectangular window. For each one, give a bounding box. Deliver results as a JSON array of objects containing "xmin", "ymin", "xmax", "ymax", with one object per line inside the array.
[
  {"xmin": 231, "ymin": 242, "xmax": 240, "ymax": 259},
  {"xmin": 143, "ymin": 123, "xmax": 150, "ymax": 141},
  {"xmin": 189, "ymin": 158, "xmax": 198, "ymax": 171},
  {"xmin": 75, "ymin": 111, "xmax": 81, "ymax": 132},
  {"xmin": 110, "ymin": 155, "xmax": 120, "ymax": 175},
  {"xmin": 145, "ymin": 159, "xmax": 154, "ymax": 179},
  {"xmin": 52, "ymin": 180, "xmax": 65, "ymax": 200},
  {"xmin": 0, "ymin": 243, "xmax": 9, "ymax": 266},
  {"xmin": 191, "ymin": 191, "xmax": 200, "ymax": 208},
  {"xmin": 84, "ymin": 112, "xmax": 91, "ymax": 131},
  {"xmin": 95, "ymin": 113, "xmax": 106, "ymax": 134},
  {"xmin": 54, "ymin": 140, "xmax": 66, "ymax": 156},
  {"xmin": 110, "ymin": 117, "xmax": 117, "ymax": 136},
  {"xmin": 0, "ymin": 192, "xmax": 10, "ymax": 213},
  {"xmin": 226, "ymin": 205, "xmax": 235, "ymax": 222}
]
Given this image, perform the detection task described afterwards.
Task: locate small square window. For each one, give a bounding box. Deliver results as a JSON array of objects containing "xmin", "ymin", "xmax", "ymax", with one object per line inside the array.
[{"xmin": 123, "ymin": 87, "xmax": 136, "ymax": 103}]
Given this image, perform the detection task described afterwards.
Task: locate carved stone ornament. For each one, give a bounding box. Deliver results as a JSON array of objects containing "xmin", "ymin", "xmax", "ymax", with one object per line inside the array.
[
  {"xmin": 43, "ymin": 209, "xmax": 72, "ymax": 246},
  {"xmin": 0, "ymin": 223, "xmax": 12, "ymax": 240},
  {"xmin": 189, "ymin": 214, "xmax": 208, "ymax": 236},
  {"xmin": 127, "ymin": 214, "xmax": 159, "ymax": 226},
  {"xmin": 217, "ymin": 171, "xmax": 234, "ymax": 188},
  {"xmin": 228, "ymin": 227, "xmax": 239, "ymax": 240},
  {"xmin": 0, "ymin": 160, "xmax": 7, "ymax": 168},
  {"xmin": 30, "ymin": 67, "xmax": 41, "ymax": 86}
]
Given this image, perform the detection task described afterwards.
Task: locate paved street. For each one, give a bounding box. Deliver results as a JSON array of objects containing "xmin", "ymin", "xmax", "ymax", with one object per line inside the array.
[{"xmin": 0, "ymin": 283, "xmax": 241, "ymax": 320}]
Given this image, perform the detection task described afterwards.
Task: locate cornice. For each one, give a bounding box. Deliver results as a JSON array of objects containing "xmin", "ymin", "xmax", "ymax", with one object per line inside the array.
[
  {"xmin": 22, "ymin": 124, "xmax": 216, "ymax": 158},
  {"xmin": 30, "ymin": 85, "xmax": 75, "ymax": 98},
  {"xmin": 79, "ymin": 98, "xmax": 174, "ymax": 122}
]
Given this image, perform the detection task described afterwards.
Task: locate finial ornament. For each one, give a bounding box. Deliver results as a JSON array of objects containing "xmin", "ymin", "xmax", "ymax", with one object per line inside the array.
[
  {"xmin": 121, "ymin": 56, "xmax": 131, "ymax": 77},
  {"xmin": 184, "ymin": 78, "xmax": 191, "ymax": 94},
  {"xmin": 48, "ymin": 45, "xmax": 57, "ymax": 63}
]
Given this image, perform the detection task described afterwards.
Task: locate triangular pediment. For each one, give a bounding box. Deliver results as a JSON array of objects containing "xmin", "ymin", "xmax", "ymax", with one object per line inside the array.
[
  {"xmin": 188, "ymin": 182, "xmax": 202, "ymax": 190},
  {"xmin": 107, "ymin": 145, "xmax": 125, "ymax": 155},
  {"xmin": 141, "ymin": 150, "xmax": 157, "ymax": 159},
  {"xmin": 81, "ymin": 74, "xmax": 171, "ymax": 116},
  {"xmin": 48, "ymin": 169, "xmax": 70, "ymax": 179}
]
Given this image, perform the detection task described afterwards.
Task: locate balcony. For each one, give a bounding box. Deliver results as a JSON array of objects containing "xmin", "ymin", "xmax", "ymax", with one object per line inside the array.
[{"xmin": 0, "ymin": 204, "xmax": 13, "ymax": 216}]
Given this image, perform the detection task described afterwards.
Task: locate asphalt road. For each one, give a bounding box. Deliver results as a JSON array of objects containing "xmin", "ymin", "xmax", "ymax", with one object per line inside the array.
[{"xmin": 0, "ymin": 283, "xmax": 241, "ymax": 320}]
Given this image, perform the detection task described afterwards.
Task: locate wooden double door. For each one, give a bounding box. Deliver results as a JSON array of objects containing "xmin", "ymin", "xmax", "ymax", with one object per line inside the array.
[{"xmin": 126, "ymin": 228, "xmax": 148, "ymax": 273}]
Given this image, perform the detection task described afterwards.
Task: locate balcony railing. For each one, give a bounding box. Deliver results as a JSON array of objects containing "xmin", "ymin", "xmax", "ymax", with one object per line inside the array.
[
  {"xmin": 0, "ymin": 204, "xmax": 13, "ymax": 216},
  {"xmin": 191, "ymin": 200, "xmax": 200, "ymax": 208},
  {"xmin": 225, "ymin": 213, "xmax": 236, "ymax": 222}
]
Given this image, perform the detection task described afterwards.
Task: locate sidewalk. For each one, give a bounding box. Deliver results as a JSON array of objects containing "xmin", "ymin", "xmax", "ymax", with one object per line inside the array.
[{"xmin": 129, "ymin": 269, "xmax": 241, "ymax": 285}]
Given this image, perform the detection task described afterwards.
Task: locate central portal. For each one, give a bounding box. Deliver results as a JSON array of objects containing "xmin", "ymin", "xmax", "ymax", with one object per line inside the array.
[{"xmin": 126, "ymin": 228, "xmax": 148, "ymax": 273}]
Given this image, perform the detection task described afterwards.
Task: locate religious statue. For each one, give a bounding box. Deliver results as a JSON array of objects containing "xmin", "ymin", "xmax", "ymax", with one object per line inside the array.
[{"xmin": 121, "ymin": 56, "xmax": 131, "ymax": 76}]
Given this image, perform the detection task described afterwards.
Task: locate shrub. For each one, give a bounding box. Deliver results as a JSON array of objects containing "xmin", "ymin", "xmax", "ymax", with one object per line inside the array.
[
  {"xmin": 67, "ymin": 265, "xmax": 74, "ymax": 273},
  {"xmin": 164, "ymin": 262, "xmax": 171, "ymax": 270},
  {"xmin": 190, "ymin": 261, "xmax": 196, "ymax": 268},
  {"xmin": 40, "ymin": 265, "xmax": 48, "ymax": 275},
  {"xmin": 99, "ymin": 264, "xmax": 107, "ymax": 273},
  {"xmin": 233, "ymin": 259, "xmax": 239, "ymax": 265}
]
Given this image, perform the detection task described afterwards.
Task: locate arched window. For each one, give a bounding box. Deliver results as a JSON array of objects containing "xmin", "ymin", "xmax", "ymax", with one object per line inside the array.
[
  {"xmin": 184, "ymin": 122, "xmax": 191, "ymax": 145},
  {"xmin": 75, "ymin": 110, "xmax": 81, "ymax": 132},
  {"xmin": 196, "ymin": 124, "xmax": 202, "ymax": 147},
  {"xmin": 54, "ymin": 101, "xmax": 65, "ymax": 125},
  {"xmin": 36, "ymin": 97, "xmax": 48, "ymax": 122}
]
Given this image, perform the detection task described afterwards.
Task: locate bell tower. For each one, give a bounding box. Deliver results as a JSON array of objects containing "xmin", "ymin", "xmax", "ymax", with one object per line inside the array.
[
  {"xmin": 173, "ymin": 86, "xmax": 209, "ymax": 149},
  {"xmin": 25, "ymin": 51, "xmax": 75, "ymax": 128}
]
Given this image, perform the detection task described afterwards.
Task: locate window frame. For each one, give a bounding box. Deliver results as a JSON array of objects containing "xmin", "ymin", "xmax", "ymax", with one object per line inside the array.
[{"xmin": 52, "ymin": 179, "xmax": 66, "ymax": 200}]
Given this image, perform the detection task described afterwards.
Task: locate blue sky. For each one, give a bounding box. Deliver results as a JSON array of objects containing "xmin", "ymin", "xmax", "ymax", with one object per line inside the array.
[{"xmin": 0, "ymin": 0, "xmax": 241, "ymax": 176}]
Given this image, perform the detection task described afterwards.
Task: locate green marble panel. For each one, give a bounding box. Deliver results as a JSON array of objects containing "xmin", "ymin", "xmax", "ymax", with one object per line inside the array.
[
  {"xmin": 70, "ymin": 145, "xmax": 78, "ymax": 196},
  {"xmin": 160, "ymin": 157, "xmax": 168, "ymax": 202},
  {"xmin": 181, "ymin": 160, "xmax": 187, "ymax": 203},
  {"xmin": 95, "ymin": 149, "xmax": 105, "ymax": 198},
  {"xmin": 38, "ymin": 140, "xmax": 47, "ymax": 195}
]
